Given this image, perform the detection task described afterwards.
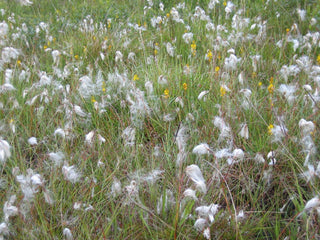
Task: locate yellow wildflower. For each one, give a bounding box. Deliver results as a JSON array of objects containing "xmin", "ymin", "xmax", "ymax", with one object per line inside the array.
[
  {"xmin": 102, "ymin": 82, "xmax": 106, "ymax": 93},
  {"xmin": 223, "ymin": 1, "xmax": 227, "ymax": 6},
  {"xmin": 269, "ymin": 76, "xmax": 274, "ymax": 84},
  {"xmin": 268, "ymin": 124, "xmax": 274, "ymax": 135},
  {"xmin": 133, "ymin": 74, "xmax": 139, "ymax": 81},
  {"xmin": 252, "ymin": 72, "xmax": 257, "ymax": 78},
  {"xmin": 154, "ymin": 49, "xmax": 158, "ymax": 55},
  {"xmin": 166, "ymin": 13, "xmax": 170, "ymax": 18},
  {"xmin": 74, "ymin": 55, "xmax": 79, "ymax": 60},
  {"xmin": 164, "ymin": 89, "xmax": 169, "ymax": 98},
  {"xmin": 207, "ymin": 50, "xmax": 213, "ymax": 62},
  {"xmin": 91, "ymin": 96, "xmax": 96, "ymax": 103},
  {"xmin": 183, "ymin": 83, "xmax": 188, "ymax": 91},
  {"xmin": 43, "ymin": 45, "xmax": 48, "ymax": 50},
  {"xmin": 17, "ymin": 60, "xmax": 21, "ymax": 67},
  {"xmin": 317, "ymin": 54, "xmax": 320, "ymax": 65},
  {"xmin": 220, "ymin": 86, "xmax": 226, "ymax": 97},
  {"xmin": 215, "ymin": 66, "xmax": 220, "ymax": 72},
  {"xmin": 267, "ymin": 83, "xmax": 274, "ymax": 94},
  {"xmin": 286, "ymin": 28, "xmax": 290, "ymax": 33},
  {"xmin": 258, "ymin": 82, "xmax": 262, "ymax": 87},
  {"xmin": 191, "ymin": 41, "xmax": 196, "ymax": 56}
]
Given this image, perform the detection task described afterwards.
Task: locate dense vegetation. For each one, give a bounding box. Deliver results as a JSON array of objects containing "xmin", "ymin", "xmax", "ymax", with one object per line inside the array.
[{"xmin": 0, "ymin": 0, "xmax": 320, "ymax": 239}]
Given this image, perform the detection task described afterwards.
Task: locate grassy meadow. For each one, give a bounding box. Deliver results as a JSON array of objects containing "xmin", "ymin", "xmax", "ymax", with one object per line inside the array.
[{"xmin": 0, "ymin": 0, "xmax": 320, "ymax": 239}]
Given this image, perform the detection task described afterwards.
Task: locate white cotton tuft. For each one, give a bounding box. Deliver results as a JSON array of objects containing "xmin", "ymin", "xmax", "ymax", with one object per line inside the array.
[
  {"xmin": 111, "ymin": 178, "xmax": 122, "ymax": 197},
  {"xmin": 198, "ymin": 90, "xmax": 209, "ymax": 101},
  {"xmin": 299, "ymin": 119, "xmax": 315, "ymax": 136},
  {"xmin": 254, "ymin": 153, "xmax": 265, "ymax": 164},
  {"xmin": 63, "ymin": 228, "xmax": 73, "ymax": 240},
  {"xmin": 74, "ymin": 105, "xmax": 87, "ymax": 117},
  {"xmin": 233, "ymin": 148, "xmax": 244, "ymax": 161},
  {"xmin": 192, "ymin": 143, "xmax": 211, "ymax": 155},
  {"xmin": 122, "ymin": 127, "xmax": 136, "ymax": 146},
  {"xmin": 183, "ymin": 188, "xmax": 198, "ymax": 201},
  {"xmin": 176, "ymin": 125, "xmax": 188, "ymax": 152},
  {"xmin": 0, "ymin": 139, "xmax": 11, "ymax": 164},
  {"xmin": 85, "ymin": 130, "xmax": 95, "ymax": 145},
  {"xmin": 28, "ymin": 137, "xmax": 37, "ymax": 146},
  {"xmin": 115, "ymin": 51, "xmax": 123, "ymax": 62},
  {"xmin": 186, "ymin": 164, "xmax": 207, "ymax": 194},
  {"xmin": 62, "ymin": 165, "xmax": 81, "ymax": 183},
  {"xmin": 194, "ymin": 218, "xmax": 207, "ymax": 232},
  {"xmin": 196, "ymin": 203, "xmax": 219, "ymax": 223},
  {"xmin": 239, "ymin": 123, "xmax": 249, "ymax": 139},
  {"xmin": 166, "ymin": 42, "xmax": 175, "ymax": 57},
  {"xmin": 48, "ymin": 151, "xmax": 65, "ymax": 167},
  {"xmin": 304, "ymin": 196, "xmax": 320, "ymax": 211}
]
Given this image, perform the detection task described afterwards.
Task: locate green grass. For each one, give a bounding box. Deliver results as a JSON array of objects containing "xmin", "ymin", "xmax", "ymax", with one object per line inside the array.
[{"xmin": 0, "ymin": 0, "xmax": 320, "ymax": 239}]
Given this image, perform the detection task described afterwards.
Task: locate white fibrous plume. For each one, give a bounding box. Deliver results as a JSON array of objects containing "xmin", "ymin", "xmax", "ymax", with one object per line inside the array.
[
  {"xmin": 182, "ymin": 32, "xmax": 193, "ymax": 44},
  {"xmin": 0, "ymin": 139, "xmax": 11, "ymax": 164},
  {"xmin": 198, "ymin": 90, "xmax": 209, "ymax": 101},
  {"xmin": 27, "ymin": 137, "xmax": 37, "ymax": 146},
  {"xmin": 183, "ymin": 188, "xmax": 198, "ymax": 201},
  {"xmin": 48, "ymin": 152, "xmax": 65, "ymax": 166},
  {"xmin": 3, "ymin": 195, "xmax": 18, "ymax": 222},
  {"xmin": 213, "ymin": 116, "xmax": 231, "ymax": 141},
  {"xmin": 299, "ymin": 119, "xmax": 316, "ymax": 166},
  {"xmin": 115, "ymin": 50, "xmax": 123, "ymax": 62},
  {"xmin": 111, "ymin": 178, "xmax": 122, "ymax": 197},
  {"xmin": 122, "ymin": 126, "xmax": 136, "ymax": 146},
  {"xmin": 194, "ymin": 218, "xmax": 208, "ymax": 232},
  {"xmin": 63, "ymin": 228, "xmax": 73, "ymax": 240},
  {"xmin": 239, "ymin": 123, "xmax": 249, "ymax": 139},
  {"xmin": 299, "ymin": 119, "xmax": 315, "ymax": 136},
  {"xmin": 278, "ymin": 84, "xmax": 297, "ymax": 105},
  {"xmin": 126, "ymin": 89, "xmax": 150, "ymax": 129},
  {"xmin": 125, "ymin": 180, "xmax": 139, "ymax": 202},
  {"xmin": 239, "ymin": 88, "xmax": 252, "ymax": 109},
  {"xmin": 85, "ymin": 130, "xmax": 105, "ymax": 145},
  {"xmin": 192, "ymin": 143, "xmax": 212, "ymax": 155},
  {"xmin": 185, "ymin": 164, "xmax": 207, "ymax": 194},
  {"xmin": 166, "ymin": 42, "xmax": 175, "ymax": 57},
  {"xmin": 298, "ymin": 196, "xmax": 320, "ymax": 218},
  {"xmin": 224, "ymin": 54, "xmax": 241, "ymax": 71},
  {"xmin": 62, "ymin": 165, "xmax": 81, "ymax": 183},
  {"xmin": 157, "ymin": 189, "xmax": 175, "ymax": 214},
  {"xmin": 16, "ymin": 169, "xmax": 44, "ymax": 201},
  {"xmin": 176, "ymin": 125, "xmax": 188, "ymax": 166},
  {"xmin": 270, "ymin": 124, "xmax": 287, "ymax": 143},
  {"xmin": 196, "ymin": 203, "xmax": 219, "ymax": 223}
]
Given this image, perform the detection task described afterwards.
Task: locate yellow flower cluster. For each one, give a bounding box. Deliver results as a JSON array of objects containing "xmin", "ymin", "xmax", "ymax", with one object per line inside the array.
[
  {"xmin": 268, "ymin": 77, "xmax": 274, "ymax": 94},
  {"xmin": 220, "ymin": 86, "xmax": 226, "ymax": 97},
  {"xmin": 164, "ymin": 89, "xmax": 169, "ymax": 98},
  {"xmin": 133, "ymin": 74, "xmax": 139, "ymax": 81},
  {"xmin": 206, "ymin": 50, "xmax": 213, "ymax": 62},
  {"xmin": 183, "ymin": 83, "xmax": 188, "ymax": 91},
  {"xmin": 191, "ymin": 41, "xmax": 196, "ymax": 56}
]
